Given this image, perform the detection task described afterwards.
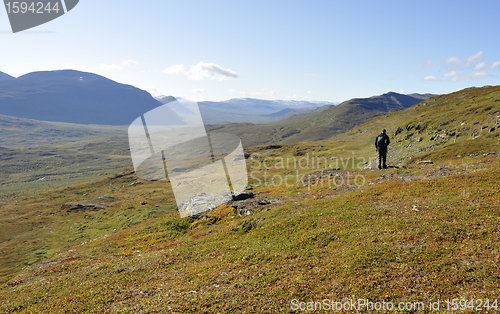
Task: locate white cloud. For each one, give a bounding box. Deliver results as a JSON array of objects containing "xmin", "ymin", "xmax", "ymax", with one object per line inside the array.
[
  {"xmin": 445, "ymin": 51, "xmax": 485, "ymax": 68},
  {"xmin": 474, "ymin": 62, "xmax": 486, "ymax": 70},
  {"xmin": 466, "ymin": 51, "xmax": 483, "ymax": 66},
  {"xmin": 474, "ymin": 61, "xmax": 500, "ymax": 70},
  {"xmin": 425, "ymin": 51, "xmax": 498, "ymax": 82},
  {"xmin": 423, "ymin": 75, "xmax": 439, "ymax": 81},
  {"xmin": 122, "ymin": 60, "xmax": 139, "ymax": 66},
  {"xmin": 257, "ymin": 88, "xmax": 276, "ymax": 97},
  {"xmin": 468, "ymin": 71, "xmax": 490, "ymax": 79},
  {"xmin": 192, "ymin": 88, "xmax": 206, "ymax": 93},
  {"xmin": 64, "ymin": 64, "xmax": 86, "ymax": 71},
  {"xmin": 446, "ymin": 56, "xmax": 460, "ymax": 64},
  {"xmin": 163, "ymin": 64, "xmax": 185, "ymax": 75},
  {"xmin": 163, "ymin": 62, "xmax": 239, "ymax": 81},
  {"xmin": 226, "ymin": 88, "xmax": 276, "ymax": 98},
  {"xmin": 141, "ymin": 86, "xmax": 170, "ymax": 98},
  {"xmin": 188, "ymin": 62, "xmax": 238, "ymax": 81},
  {"xmin": 423, "ymin": 59, "xmax": 432, "ymax": 68},
  {"xmin": 306, "ymin": 91, "xmax": 313, "ymax": 94},
  {"xmin": 286, "ymin": 93, "xmax": 314, "ymax": 100},
  {"xmin": 423, "ymin": 71, "xmax": 492, "ymax": 82},
  {"xmin": 286, "ymin": 94, "xmax": 301, "ymax": 100},
  {"xmin": 385, "ymin": 89, "xmax": 406, "ymax": 94},
  {"xmin": 100, "ymin": 64, "xmax": 122, "ymax": 70}
]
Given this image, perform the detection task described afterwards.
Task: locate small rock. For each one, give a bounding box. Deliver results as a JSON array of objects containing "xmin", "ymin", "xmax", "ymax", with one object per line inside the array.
[
  {"xmin": 232, "ymin": 191, "xmax": 254, "ymax": 201},
  {"xmin": 98, "ymin": 195, "xmax": 114, "ymax": 200},
  {"xmin": 266, "ymin": 144, "xmax": 283, "ymax": 149},
  {"xmin": 416, "ymin": 160, "xmax": 433, "ymax": 164}
]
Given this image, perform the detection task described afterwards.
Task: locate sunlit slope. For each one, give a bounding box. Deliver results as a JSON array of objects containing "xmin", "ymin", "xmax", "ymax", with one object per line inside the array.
[{"xmin": 310, "ymin": 85, "xmax": 500, "ymax": 168}]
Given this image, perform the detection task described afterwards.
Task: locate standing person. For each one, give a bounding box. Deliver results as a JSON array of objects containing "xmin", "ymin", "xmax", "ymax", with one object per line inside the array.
[{"xmin": 375, "ymin": 129, "xmax": 390, "ymax": 169}]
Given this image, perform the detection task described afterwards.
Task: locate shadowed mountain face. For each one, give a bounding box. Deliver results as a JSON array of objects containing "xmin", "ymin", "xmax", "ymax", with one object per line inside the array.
[
  {"xmin": 0, "ymin": 71, "xmax": 15, "ymax": 81},
  {"xmin": 0, "ymin": 70, "xmax": 180, "ymax": 125}
]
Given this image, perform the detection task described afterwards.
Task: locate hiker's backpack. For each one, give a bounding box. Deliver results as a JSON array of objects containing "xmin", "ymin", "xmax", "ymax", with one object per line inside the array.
[{"xmin": 377, "ymin": 135, "xmax": 387, "ymax": 147}]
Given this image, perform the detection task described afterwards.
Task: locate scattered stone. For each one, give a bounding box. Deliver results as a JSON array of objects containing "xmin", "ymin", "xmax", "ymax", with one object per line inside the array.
[
  {"xmin": 179, "ymin": 192, "xmax": 232, "ymax": 217},
  {"xmin": 416, "ymin": 160, "xmax": 433, "ymax": 164},
  {"xmin": 232, "ymin": 191, "xmax": 254, "ymax": 201},
  {"xmin": 292, "ymin": 150, "xmax": 304, "ymax": 156},
  {"xmin": 112, "ymin": 181, "xmax": 137, "ymax": 190},
  {"xmin": 110, "ymin": 172, "xmax": 125, "ymax": 179},
  {"xmin": 231, "ymin": 197, "xmax": 283, "ymax": 217},
  {"xmin": 97, "ymin": 195, "xmax": 114, "ymax": 200},
  {"xmin": 62, "ymin": 202, "xmax": 105, "ymax": 212},
  {"xmin": 266, "ymin": 145, "xmax": 283, "ymax": 149},
  {"xmin": 109, "ymin": 170, "xmax": 135, "ymax": 179}
]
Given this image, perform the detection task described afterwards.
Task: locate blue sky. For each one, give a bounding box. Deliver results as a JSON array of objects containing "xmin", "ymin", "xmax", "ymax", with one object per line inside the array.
[{"xmin": 1, "ymin": 0, "xmax": 500, "ymax": 102}]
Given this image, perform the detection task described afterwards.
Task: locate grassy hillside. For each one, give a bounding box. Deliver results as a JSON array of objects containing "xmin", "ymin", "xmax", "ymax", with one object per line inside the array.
[
  {"xmin": 340, "ymin": 85, "xmax": 500, "ymax": 167},
  {"xmin": 1, "ymin": 86, "xmax": 500, "ymax": 312},
  {"xmin": 1, "ymin": 154, "xmax": 499, "ymax": 312}
]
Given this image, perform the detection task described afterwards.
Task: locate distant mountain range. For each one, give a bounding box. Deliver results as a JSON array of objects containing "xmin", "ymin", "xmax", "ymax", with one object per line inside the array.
[
  {"xmin": 0, "ymin": 69, "xmax": 334, "ymax": 125},
  {"xmin": 182, "ymin": 98, "xmax": 336, "ymax": 124},
  {"xmin": 206, "ymin": 92, "xmax": 434, "ymax": 147},
  {"xmin": 0, "ymin": 69, "xmax": 433, "ymax": 148}
]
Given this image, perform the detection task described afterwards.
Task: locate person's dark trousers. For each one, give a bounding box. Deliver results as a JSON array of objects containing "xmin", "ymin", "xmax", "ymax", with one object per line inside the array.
[{"xmin": 378, "ymin": 147, "xmax": 387, "ymax": 169}]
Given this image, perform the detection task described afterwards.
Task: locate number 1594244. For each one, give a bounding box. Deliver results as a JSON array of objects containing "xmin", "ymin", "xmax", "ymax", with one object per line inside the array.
[{"xmin": 5, "ymin": 2, "xmax": 60, "ymax": 14}]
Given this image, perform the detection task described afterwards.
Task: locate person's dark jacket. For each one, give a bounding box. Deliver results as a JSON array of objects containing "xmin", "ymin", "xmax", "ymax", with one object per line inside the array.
[{"xmin": 375, "ymin": 133, "xmax": 390, "ymax": 150}]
